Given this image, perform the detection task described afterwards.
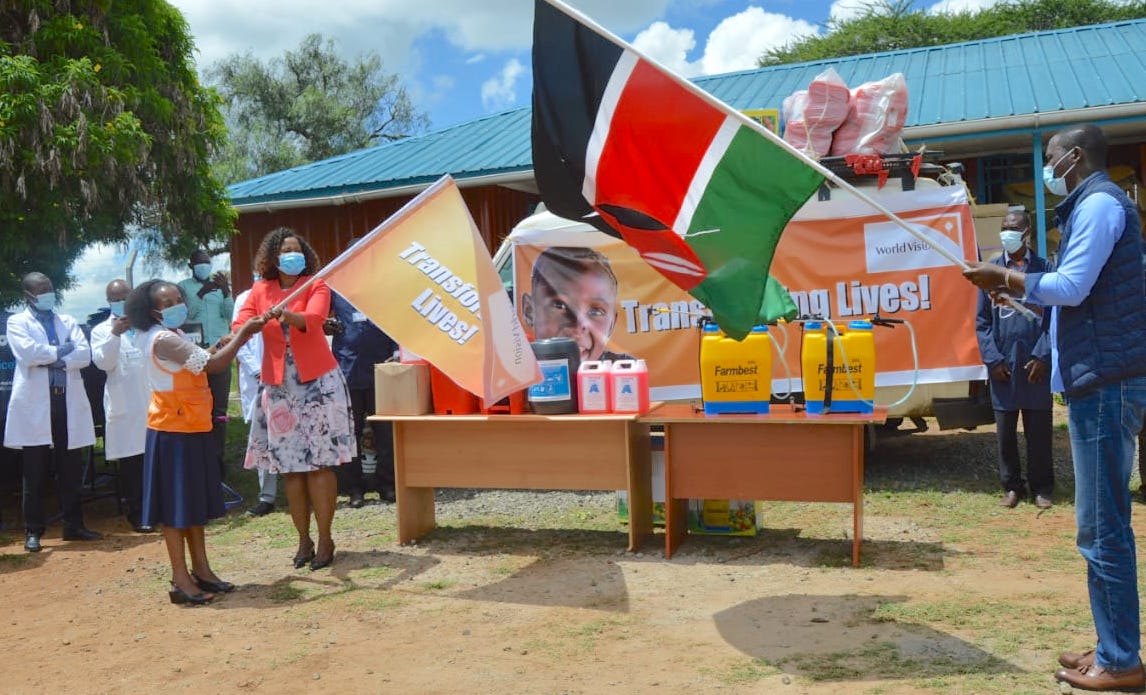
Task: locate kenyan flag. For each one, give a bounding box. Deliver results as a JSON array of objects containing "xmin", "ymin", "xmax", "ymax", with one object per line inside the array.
[{"xmin": 531, "ymin": 0, "xmax": 825, "ymax": 338}]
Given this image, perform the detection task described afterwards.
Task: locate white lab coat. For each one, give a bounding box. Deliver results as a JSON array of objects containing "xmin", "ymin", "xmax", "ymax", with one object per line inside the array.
[
  {"xmin": 4, "ymin": 308, "xmax": 96, "ymax": 449},
  {"xmin": 232, "ymin": 289, "xmax": 263, "ymax": 423},
  {"xmin": 90, "ymin": 316, "xmax": 148, "ymax": 460}
]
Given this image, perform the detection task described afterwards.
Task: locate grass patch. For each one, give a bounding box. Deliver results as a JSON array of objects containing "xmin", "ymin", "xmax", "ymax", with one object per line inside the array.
[
  {"xmin": 267, "ymin": 583, "xmax": 307, "ymax": 603},
  {"xmin": 0, "ymin": 553, "xmax": 31, "ymax": 567},
  {"xmin": 717, "ymin": 657, "xmax": 780, "ymax": 685},
  {"xmin": 421, "ymin": 579, "xmax": 457, "ymax": 591}
]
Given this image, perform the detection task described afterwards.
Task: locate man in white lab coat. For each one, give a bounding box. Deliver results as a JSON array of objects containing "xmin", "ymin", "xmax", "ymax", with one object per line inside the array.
[
  {"xmin": 90, "ymin": 279, "xmax": 152, "ymax": 533},
  {"xmin": 232, "ymin": 284, "xmax": 277, "ymax": 516},
  {"xmin": 5, "ymin": 272, "xmax": 101, "ymax": 552}
]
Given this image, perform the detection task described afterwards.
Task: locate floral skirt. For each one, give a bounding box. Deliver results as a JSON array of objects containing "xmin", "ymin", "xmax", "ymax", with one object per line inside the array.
[{"xmin": 244, "ymin": 350, "xmax": 356, "ymax": 474}]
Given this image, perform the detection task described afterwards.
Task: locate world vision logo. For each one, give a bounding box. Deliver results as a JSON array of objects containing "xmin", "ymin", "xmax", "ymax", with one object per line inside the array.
[{"xmin": 863, "ymin": 212, "xmax": 964, "ymax": 274}]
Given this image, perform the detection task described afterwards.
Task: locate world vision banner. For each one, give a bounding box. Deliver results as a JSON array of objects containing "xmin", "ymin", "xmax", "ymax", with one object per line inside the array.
[
  {"xmin": 512, "ymin": 184, "xmax": 984, "ymax": 400},
  {"xmin": 772, "ymin": 184, "xmax": 984, "ymax": 389},
  {"xmin": 322, "ymin": 175, "xmax": 540, "ymax": 403}
]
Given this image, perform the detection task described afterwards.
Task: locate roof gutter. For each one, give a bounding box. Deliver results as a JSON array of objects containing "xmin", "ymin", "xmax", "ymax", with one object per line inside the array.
[
  {"xmin": 231, "ymin": 169, "xmax": 534, "ymax": 214},
  {"xmin": 904, "ymin": 102, "xmax": 1146, "ymax": 142}
]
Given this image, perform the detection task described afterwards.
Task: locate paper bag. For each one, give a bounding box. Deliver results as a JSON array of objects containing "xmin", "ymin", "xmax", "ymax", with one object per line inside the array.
[{"xmin": 374, "ymin": 363, "xmax": 432, "ymax": 415}]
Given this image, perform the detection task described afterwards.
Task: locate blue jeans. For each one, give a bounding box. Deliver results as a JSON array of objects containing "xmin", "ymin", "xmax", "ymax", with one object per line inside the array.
[{"xmin": 1067, "ymin": 376, "xmax": 1146, "ymax": 670}]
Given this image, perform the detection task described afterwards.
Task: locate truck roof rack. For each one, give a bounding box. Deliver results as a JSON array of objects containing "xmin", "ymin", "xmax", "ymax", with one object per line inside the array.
[{"xmin": 816, "ymin": 152, "xmax": 948, "ymax": 201}]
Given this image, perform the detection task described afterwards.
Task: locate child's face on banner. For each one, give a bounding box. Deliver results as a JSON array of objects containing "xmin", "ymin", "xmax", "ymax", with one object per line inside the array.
[{"xmin": 529, "ymin": 269, "xmax": 617, "ymax": 362}]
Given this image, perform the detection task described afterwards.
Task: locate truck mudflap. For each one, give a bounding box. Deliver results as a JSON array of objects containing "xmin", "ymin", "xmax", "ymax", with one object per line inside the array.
[{"xmin": 931, "ymin": 380, "xmax": 994, "ymax": 430}]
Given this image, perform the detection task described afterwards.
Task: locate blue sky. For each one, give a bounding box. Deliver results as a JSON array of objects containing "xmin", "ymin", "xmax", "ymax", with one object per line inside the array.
[
  {"xmin": 60, "ymin": 0, "xmax": 992, "ymax": 320},
  {"xmin": 168, "ymin": 0, "xmax": 989, "ymax": 130}
]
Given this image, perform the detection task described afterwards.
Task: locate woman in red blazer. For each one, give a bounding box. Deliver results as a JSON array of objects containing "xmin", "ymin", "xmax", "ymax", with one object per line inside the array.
[{"xmin": 235, "ymin": 228, "xmax": 356, "ymax": 571}]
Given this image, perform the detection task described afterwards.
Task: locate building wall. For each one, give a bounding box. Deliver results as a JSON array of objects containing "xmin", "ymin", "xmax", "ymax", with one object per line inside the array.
[{"xmin": 230, "ymin": 185, "xmax": 539, "ymax": 295}]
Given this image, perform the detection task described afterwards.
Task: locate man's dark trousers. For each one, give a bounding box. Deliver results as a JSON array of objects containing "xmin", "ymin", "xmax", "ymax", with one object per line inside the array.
[
  {"xmin": 208, "ymin": 369, "xmax": 231, "ymax": 478},
  {"xmin": 341, "ymin": 387, "xmax": 395, "ymax": 495},
  {"xmin": 995, "ymin": 408, "xmax": 1054, "ymax": 497},
  {"xmin": 22, "ymin": 392, "xmax": 84, "ymax": 533}
]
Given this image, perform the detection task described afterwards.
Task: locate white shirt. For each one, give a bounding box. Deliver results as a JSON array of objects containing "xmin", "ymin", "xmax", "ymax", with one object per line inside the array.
[
  {"xmin": 91, "ymin": 314, "xmax": 148, "ymax": 460},
  {"xmin": 232, "ymin": 289, "xmax": 264, "ymax": 423}
]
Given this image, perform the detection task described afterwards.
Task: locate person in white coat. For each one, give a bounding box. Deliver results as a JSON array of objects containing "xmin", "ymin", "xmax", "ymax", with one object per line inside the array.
[
  {"xmin": 91, "ymin": 279, "xmax": 152, "ymax": 533},
  {"xmin": 232, "ymin": 285, "xmax": 277, "ymax": 516},
  {"xmin": 5, "ymin": 272, "xmax": 101, "ymax": 552}
]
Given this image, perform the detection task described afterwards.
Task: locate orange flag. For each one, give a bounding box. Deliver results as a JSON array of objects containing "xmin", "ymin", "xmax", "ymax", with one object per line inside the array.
[{"xmin": 321, "ymin": 175, "xmax": 540, "ymax": 403}]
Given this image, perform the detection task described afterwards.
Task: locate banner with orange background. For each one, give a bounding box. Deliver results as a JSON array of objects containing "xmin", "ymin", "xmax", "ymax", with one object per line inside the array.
[
  {"xmin": 321, "ymin": 175, "xmax": 540, "ymax": 403},
  {"xmin": 511, "ymin": 184, "xmax": 984, "ymax": 400}
]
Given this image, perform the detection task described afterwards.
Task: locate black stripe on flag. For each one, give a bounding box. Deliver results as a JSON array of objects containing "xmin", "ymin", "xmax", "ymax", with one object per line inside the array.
[{"xmin": 531, "ymin": 0, "xmax": 624, "ymax": 238}]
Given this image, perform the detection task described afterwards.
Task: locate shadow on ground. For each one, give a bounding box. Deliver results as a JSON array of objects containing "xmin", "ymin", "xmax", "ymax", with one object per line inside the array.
[{"xmin": 714, "ymin": 593, "xmax": 1021, "ymax": 681}]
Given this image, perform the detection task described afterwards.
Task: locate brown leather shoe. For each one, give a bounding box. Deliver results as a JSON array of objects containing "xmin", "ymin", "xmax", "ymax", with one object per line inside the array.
[
  {"xmin": 1000, "ymin": 490, "xmax": 1020, "ymax": 508},
  {"xmin": 1054, "ymin": 663, "xmax": 1146, "ymax": 692},
  {"xmin": 1059, "ymin": 648, "xmax": 1096, "ymax": 669},
  {"xmin": 1035, "ymin": 494, "xmax": 1053, "ymax": 509}
]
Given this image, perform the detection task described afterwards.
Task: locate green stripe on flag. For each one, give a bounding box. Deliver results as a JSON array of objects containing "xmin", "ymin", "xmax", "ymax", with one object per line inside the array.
[{"xmin": 686, "ymin": 124, "xmax": 825, "ymax": 339}]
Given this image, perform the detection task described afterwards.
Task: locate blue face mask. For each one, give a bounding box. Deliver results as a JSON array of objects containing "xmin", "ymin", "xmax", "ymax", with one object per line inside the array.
[
  {"xmin": 157, "ymin": 303, "xmax": 188, "ymax": 330},
  {"xmin": 278, "ymin": 252, "xmax": 306, "ymax": 276},
  {"xmin": 109, "ymin": 300, "xmax": 126, "ymax": 317},
  {"xmin": 192, "ymin": 263, "xmax": 212, "ymax": 281},
  {"xmin": 30, "ymin": 292, "xmax": 55, "ymax": 312}
]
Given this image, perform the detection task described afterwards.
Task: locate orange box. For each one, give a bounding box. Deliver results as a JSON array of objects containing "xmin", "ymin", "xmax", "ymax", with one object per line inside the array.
[
  {"xmin": 429, "ymin": 365, "xmax": 480, "ymax": 415},
  {"xmin": 480, "ymin": 389, "xmax": 528, "ymax": 415}
]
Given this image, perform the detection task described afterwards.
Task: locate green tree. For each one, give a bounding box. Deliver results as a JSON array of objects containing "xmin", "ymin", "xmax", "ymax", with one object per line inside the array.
[
  {"xmin": 761, "ymin": 0, "xmax": 1146, "ymax": 66},
  {"xmin": 208, "ymin": 33, "xmax": 430, "ymax": 185},
  {"xmin": 0, "ymin": 0, "xmax": 234, "ymax": 308}
]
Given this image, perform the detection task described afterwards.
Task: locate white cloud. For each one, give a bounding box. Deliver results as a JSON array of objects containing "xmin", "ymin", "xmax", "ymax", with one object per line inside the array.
[
  {"xmin": 169, "ymin": 0, "xmax": 671, "ymax": 73},
  {"xmin": 700, "ymin": 7, "xmax": 819, "ymax": 75},
  {"xmin": 927, "ymin": 0, "xmax": 1003, "ymax": 13},
  {"xmin": 480, "ymin": 58, "xmax": 526, "ymax": 110},
  {"xmin": 633, "ymin": 7, "xmax": 820, "ymax": 78},
  {"xmin": 633, "ymin": 22, "xmax": 700, "ymax": 77},
  {"xmin": 466, "ymin": 54, "xmax": 486, "ymax": 65},
  {"xmin": 829, "ymin": 0, "xmax": 870, "ymax": 24}
]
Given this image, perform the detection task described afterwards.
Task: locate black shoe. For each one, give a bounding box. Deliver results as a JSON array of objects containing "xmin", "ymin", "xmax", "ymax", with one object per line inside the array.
[
  {"xmin": 168, "ymin": 583, "xmax": 213, "ymax": 606},
  {"xmin": 246, "ymin": 501, "xmax": 275, "ymax": 517},
  {"xmin": 191, "ymin": 572, "xmax": 236, "ymax": 594},
  {"xmin": 62, "ymin": 527, "xmax": 103, "ymax": 541},
  {"xmin": 310, "ymin": 545, "xmax": 335, "ymax": 571},
  {"xmin": 133, "ymin": 523, "xmax": 156, "ymax": 533},
  {"xmin": 379, "ymin": 488, "xmax": 396, "ymax": 504},
  {"xmin": 292, "ymin": 540, "xmax": 315, "ymax": 570},
  {"xmin": 348, "ymin": 492, "xmax": 365, "ymax": 509},
  {"xmin": 24, "ymin": 532, "xmax": 41, "ymax": 553}
]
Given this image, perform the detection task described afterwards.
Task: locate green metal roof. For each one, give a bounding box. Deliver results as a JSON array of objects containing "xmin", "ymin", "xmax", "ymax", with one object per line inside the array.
[{"xmin": 229, "ymin": 17, "xmax": 1146, "ymax": 208}]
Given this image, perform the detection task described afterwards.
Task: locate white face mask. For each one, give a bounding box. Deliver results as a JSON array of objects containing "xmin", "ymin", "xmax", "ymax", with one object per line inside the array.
[
  {"xmin": 999, "ymin": 230, "xmax": 1025, "ymax": 254},
  {"xmin": 1043, "ymin": 148, "xmax": 1077, "ymax": 197}
]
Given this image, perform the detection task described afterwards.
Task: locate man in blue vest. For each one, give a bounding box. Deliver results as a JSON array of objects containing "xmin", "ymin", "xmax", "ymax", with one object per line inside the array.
[
  {"xmin": 975, "ymin": 210, "xmax": 1054, "ymax": 510},
  {"xmin": 964, "ymin": 124, "xmax": 1146, "ymax": 692}
]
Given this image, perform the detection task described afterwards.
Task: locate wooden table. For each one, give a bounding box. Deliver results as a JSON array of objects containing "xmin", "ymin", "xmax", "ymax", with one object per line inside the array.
[
  {"xmin": 642, "ymin": 403, "xmax": 884, "ymax": 567},
  {"xmin": 367, "ymin": 412, "xmax": 653, "ymax": 552}
]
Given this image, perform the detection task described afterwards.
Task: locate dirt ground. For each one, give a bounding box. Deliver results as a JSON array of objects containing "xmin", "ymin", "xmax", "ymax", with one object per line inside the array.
[{"xmin": 0, "ymin": 406, "xmax": 1137, "ymax": 694}]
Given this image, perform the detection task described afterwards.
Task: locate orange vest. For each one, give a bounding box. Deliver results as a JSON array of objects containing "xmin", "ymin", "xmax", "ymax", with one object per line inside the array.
[{"xmin": 144, "ymin": 330, "xmax": 213, "ymax": 433}]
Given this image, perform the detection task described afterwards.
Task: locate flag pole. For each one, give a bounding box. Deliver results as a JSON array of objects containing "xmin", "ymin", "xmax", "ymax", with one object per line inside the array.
[
  {"xmin": 540, "ymin": 0, "xmax": 1036, "ymax": 320},
  {"xmin": 270, "ymin": 174, "xmax": 455, "ymax": 312}
]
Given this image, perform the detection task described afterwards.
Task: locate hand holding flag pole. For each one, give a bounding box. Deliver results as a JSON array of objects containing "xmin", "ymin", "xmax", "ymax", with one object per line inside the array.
[{"xmin": 538, "ymin": 0, "xmax": 1037, "ymax": 322}]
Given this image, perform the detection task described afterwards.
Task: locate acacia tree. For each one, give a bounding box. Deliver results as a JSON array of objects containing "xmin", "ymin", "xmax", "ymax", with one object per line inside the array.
[
  {"xmin": 0, "ymin": 1, "xmax": 233, "ymax": 307},
  {"xmin": 761, "ymin": 0, "xmax": 1146, "ymax": 65},
  {"xmin": 208, "ymin": 33, "xmax": 430, "ymax": 185}
]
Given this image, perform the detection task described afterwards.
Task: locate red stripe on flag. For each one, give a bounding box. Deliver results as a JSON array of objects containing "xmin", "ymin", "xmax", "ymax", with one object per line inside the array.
[{"xmin": 592, "ymin": 57, "xmax": 726, "ymax": 230}]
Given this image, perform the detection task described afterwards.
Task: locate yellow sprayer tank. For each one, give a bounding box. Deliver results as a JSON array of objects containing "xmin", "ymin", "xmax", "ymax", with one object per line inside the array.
[
  {"xmin": 700, "ymin": 324, "xmax": 771, "ymax": 415},
  {"xmin": 801, "ymin": 320, "xmax": 875, "ymax": 415}
]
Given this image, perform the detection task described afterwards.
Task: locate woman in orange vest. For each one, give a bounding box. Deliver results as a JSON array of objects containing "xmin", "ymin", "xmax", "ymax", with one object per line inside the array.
[
  {"xmin": 127, "ymin": 279, "xmax": 265, "ymax": 605},
  {"xmin": 235, "ymin": 229, "xmax": 356, "ymax": 572}
]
